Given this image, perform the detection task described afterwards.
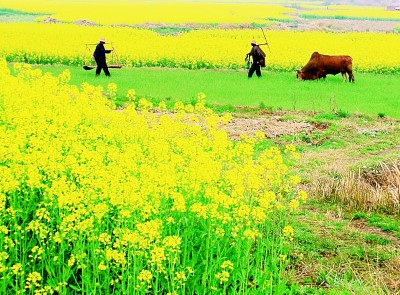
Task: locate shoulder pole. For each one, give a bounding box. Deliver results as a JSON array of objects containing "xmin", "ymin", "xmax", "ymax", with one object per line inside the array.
[
  {"xmin": 111, "ymin": 46, "xmax": 121, "ymax": 66},
  {"xmin": 260, "ymin": 28, "xmax": 271, "ymax": 53}
]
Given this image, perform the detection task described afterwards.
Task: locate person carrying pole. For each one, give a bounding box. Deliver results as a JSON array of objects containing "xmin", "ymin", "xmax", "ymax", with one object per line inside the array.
[
  {"xmin": 245, "ymin": 40, "xmax": 266, "ymax": 78},
  {"xmin": 93, "ymin": 38, "xmax": 113, "ymax": 77}
]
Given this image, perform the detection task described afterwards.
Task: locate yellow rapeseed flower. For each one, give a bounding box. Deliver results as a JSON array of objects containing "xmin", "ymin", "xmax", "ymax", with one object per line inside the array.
[
  {"xmin": 98, "ymin": 261, "xmax": 108, "ymax": 271},
  {"xmin": 215, "ymin": 270, "xmax": 230, "ymax": 284},
  {"xmin": 11, "ymin": 263, "xmax": 23, "ymax": 275},
  {"xmin": 0, "ymin": 252, "xmax": 9, "ymax": 261},
  {"xmin": 298, "ymin": 190, "xmax": 308, "ymax": 201},
  {"xmin": 221, "ymin": 260, "xmax": 234, "ymax": 270},
  {"xmin": 288, "ymin": 199, "xmax": 300, "ymax": 211},
  {"xmin": 137, "ymin": 269, "xmax": 152, "ymax": 283},
  {"xmin": 283, "ymin": 225, "xmax": 294, "ymax": 241},
  {"xmin": 25, "ymin": 271, "xmax": 42, "ymax": 289},
  {"xmin": 162, "ymin": 236, "xmax": 181, "ymax": 250}
]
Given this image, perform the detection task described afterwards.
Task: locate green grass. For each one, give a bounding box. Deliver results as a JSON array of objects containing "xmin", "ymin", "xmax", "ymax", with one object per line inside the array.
[
  {"xmin": 0, "ymin": 8, "xmax": 44, "ymax": 22},
  {"xmin": 35, "ymin": 64, "xmax": 400, "ymax": 119},
  {"xmin": 289, "ymin": 206, "xmax": 400, "ymax": 295},
  {"xmin": 0, "ymin": 8, "xmax": 37, "ymax": 16},
  {"xmin": 300, "ymin": 14, "xmax": 400, "ymax": 22}
]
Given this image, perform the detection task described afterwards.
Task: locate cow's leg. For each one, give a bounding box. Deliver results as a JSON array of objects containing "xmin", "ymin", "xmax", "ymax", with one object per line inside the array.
[
  {"xmin": 348, "ymin": 71, "xmax": 355, "ymax": 83},
  {"xmin": 341, "ymin": 71, "xmax": 347, "ymax": 82},
  {"xmin": 346, "ymin": 65, "xmax": 355, "ymax": 83}
]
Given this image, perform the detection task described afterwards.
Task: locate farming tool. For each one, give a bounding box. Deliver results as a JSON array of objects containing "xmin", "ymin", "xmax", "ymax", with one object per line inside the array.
[
  {"xmin": 82, "ymin": 42, "xmax": 122, "ymax": 70},
  {"xmin": 257, "ymin": 28, "xmax": 271, "ymax": 53}
]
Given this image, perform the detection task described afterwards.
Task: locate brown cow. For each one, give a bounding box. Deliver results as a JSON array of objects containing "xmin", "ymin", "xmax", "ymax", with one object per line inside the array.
[{"xmin": 296, "ymin": 52, "xmax": 355, "ymax": 82}]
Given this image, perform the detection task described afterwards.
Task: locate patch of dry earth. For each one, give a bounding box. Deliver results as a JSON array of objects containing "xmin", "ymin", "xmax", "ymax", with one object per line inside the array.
[{"xmin": 222, "ymin": 116, "xmax": 314, "ymax": 139}]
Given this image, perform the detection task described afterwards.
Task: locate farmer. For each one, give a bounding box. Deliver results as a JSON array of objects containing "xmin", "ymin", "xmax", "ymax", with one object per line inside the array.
[
  {"xmin": 246, "ymin": 40, "xmax": 266, "ymax": 78},
  {"xmin": 93, "ymin": 38, "xmax": 112, "ymax": 77}
]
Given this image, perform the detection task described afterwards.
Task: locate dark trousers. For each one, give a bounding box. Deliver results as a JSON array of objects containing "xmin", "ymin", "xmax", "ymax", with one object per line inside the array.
[
  {"xmin": 248, "ymin": 62, "xmax": 261, "ymax": 78},
  {"xmin": 95, "ymin": 59, "xmax": 110, "ymax": 76}
]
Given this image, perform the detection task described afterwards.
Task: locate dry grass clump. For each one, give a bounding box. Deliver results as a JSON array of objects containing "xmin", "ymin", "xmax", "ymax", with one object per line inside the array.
[{"xmin": 311, "ymin": 161, "xmax": 400, "ymax": 214}]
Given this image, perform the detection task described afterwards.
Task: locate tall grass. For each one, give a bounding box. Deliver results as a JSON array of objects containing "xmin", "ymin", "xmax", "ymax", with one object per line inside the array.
[{"xmin": 310, "ymin": 161, "xmax": 400, "ymax": 214}]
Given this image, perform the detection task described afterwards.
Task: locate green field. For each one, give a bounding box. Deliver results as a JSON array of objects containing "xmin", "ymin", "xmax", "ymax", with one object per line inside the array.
[{"xmin": 37, "ymin": 64, "xmax": 400, "ymax": 119}]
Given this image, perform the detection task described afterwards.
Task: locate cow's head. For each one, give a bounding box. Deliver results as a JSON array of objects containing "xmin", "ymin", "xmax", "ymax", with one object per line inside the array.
[
  {"xmin": 296, "ymin": 69, "xmax": 304, "ymax": 80},
  {"xmin": 296, "ymin": 69, "xmax": 317, "ymax": 80}
]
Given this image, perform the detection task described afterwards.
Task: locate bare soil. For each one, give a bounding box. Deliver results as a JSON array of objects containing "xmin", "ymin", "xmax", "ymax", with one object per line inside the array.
[
  {"xmin": 222, "ymin": 115, "xmax": 314, "ymax": 140},
  {"xmin": 34, "ymin": 10, "xmax": 400, "ymax": 33}
]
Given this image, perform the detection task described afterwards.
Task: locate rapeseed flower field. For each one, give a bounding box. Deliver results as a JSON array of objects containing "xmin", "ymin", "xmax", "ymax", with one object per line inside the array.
[
  {"xmin": 0, "ymin": 23, "xmax": 399, "ymax": 73},
  {"xmin": 0, "ymin": 0, "xmax": 292, "ymax": 25},
  {"xmin": 0, "ymin": 59, "xmax": 307, "ymax": 293}
]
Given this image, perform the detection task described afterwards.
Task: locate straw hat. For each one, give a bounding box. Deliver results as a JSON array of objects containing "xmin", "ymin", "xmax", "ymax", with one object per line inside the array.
[
  {"xmin": 250, "ymin": 40, "xmax": 257, "ymax": 45},
  {"xmin": 99, "ymin": 38, "xmax": 106, "ymax": 43}
]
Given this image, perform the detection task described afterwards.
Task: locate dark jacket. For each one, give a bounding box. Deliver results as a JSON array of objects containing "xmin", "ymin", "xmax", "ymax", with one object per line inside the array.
[
  {"xmin": 249, "ymin": 45, "xmax": 266, "ymax": 67},
  {"xmin": 93, "ymin": 43, "xmax": 111, "ymax": 63}
]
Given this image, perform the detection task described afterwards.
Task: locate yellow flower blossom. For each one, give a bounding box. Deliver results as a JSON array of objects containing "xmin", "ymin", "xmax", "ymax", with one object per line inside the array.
[
  {"xmin": 215, "ymin": 270, "xmax": 230, "ymax": 284},
  {"xmin": 126, "ymin": 89, "xmax": 136, "ymax": 102},
  {"xmin": 298, "ymin": 190, "xmax": 308, "ymax": 201},
  {"xmin": 221, "ymin": 260, "xmax": 234, "ymax": 270},
  {"xmin": 186, "ymin": 266, "xmax": 194, "ymax": 274},
  {"xmin": 137, "ymin": 270, "xmax": 152, "ymax": 283},
  {"xmin": 98, "ymin": 233, "xmax": 111, "ymax": 245},
  {"xmin": 98, "ymin": 261, "xmax": 108, "ymax": 271},
  {"xmin": 11, "ymin": 263, "xmax": 23, "ymax": 275},
  {"xmin": 0, "ymin": 225, "xmax": 8, "ymax": 235},
  {"xmin": 162, "ymin": 236, "xmax": 181, "ymax": 250},
  {"xmin": 288, "ymin": 199, "xmax": 300, "ymax": 211},
  {"xmin": 105, "ymin": 248, "xmax": 126, "ymax": 265},
  {"xmin": 215, "ymin": 228, "xmax": 225, "ymax": 237},
  {"xmin": 174, "ymin": 271, "xmax": 187, "ymax": 282},
  {"xmin": 0, "ymin": 252, "xmax": 9, "ymax": 261},
  {"xmin": 0, "ymin": 263, "xmax": 7, "ymax": 273},
  {"xmin": 254, "ymin": 130, "xmax": 265, "ymax": 140},
  {"xmin": 243, "ymin": 229, "xmax": 262, "ymax": 240},
  {"xmin": 150, "ymin": 246, "xmax": 166, "ymax": 265},
  {"xmin": 283, "ymin": 225, "xmax": 294, "ymax": 241},
  {"xmin": 25, "ymin": 271, "xmax": 42, "ymax": 289}
]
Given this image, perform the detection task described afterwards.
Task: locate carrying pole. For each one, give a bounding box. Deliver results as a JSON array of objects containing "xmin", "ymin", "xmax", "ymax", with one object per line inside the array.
[
  {"xmin": 111, "ymin": 46, "xmax": 121, "ymax": 66},
  {"xmin": 260, "ymin": 28, "xmax": 271, "ymax": 53}
]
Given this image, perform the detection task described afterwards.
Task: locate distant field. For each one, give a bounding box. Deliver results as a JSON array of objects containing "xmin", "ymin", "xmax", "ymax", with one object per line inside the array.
[
  {"xmin": 2, "ymin": 0, "xmax": 400, "ymax": 24},
  {"xmin": 299, "ymin": 4, "xmax": 400, "ymax": 21},
  {"xmin": 36, "ymin": 64, "xmax": 400, "ymax": 119},
  {"xmin": 0, "ymin": 1, "xmax": 292, "ymax": 24}
]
